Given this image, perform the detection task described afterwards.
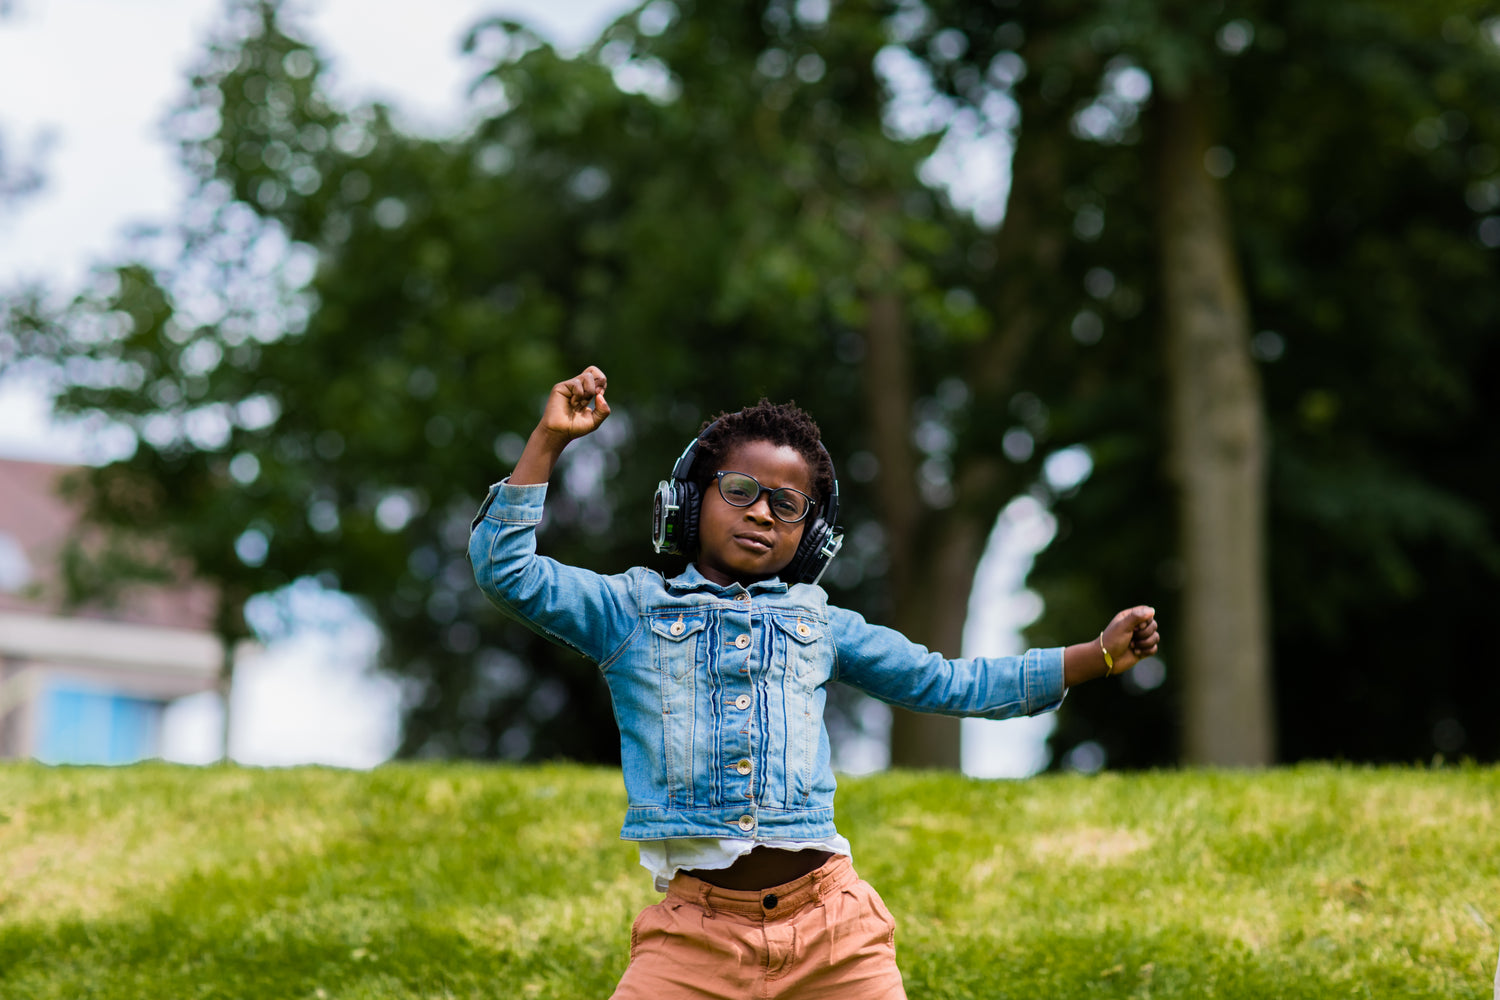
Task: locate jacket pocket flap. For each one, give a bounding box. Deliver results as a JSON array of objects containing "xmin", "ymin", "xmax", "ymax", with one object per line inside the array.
[
  {"xmin": 771, "ymin": 616, "xmax": 823, "ymax": 644},
  {"xmin": 649, "ymin": 616, "xmax": 707, "ymax": 642}
]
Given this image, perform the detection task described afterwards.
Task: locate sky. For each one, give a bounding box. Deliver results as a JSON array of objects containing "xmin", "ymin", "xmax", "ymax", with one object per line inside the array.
[
  {"xmin": 0, "ymin": 0, "xmax": 635, "ymax": 282},
  {"xmin": 0, "ymin": 0, "xmax": 1053, "ymax": 775},
  {"xmin": 0, "ymin": 0, "xmax": 639, "ymax": 460}
]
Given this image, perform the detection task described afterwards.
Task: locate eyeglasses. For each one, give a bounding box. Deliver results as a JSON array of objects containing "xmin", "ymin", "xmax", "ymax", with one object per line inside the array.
[{"xmin": 714, "ymin": 472, "xmax": 814, "ymax": 523}]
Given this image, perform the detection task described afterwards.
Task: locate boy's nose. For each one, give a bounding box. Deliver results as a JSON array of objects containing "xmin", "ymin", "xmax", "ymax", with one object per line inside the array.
[{"xmin": 744, "ymin": 497, "xmax": 775, "ymax": 524}]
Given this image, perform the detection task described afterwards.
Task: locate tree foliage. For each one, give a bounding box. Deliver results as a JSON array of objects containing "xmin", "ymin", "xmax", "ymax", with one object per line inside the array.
[
  {"xmin": 9, "ymin": 0, "xmax": 1500, "ymax": 771},
  {"xmin": 912, "ymin": 0, "xmax": 1500, "ymax": 766},
  {"xmin": 0, "ymin": 6, "xmax": 46, "ymax": 209},
  {"xmin": 16, "ymin": 0, "xmax": 998, "ymax": 763}
]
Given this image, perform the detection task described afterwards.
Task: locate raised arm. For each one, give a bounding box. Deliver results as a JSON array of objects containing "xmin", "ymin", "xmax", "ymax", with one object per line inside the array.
[
  {"xmin": 468, "ymin": 364, "xmax": 641, "ymax": 667},
  {"xmin": 511, "ymin": 365, "xmax": 611, "ymax": 485}
]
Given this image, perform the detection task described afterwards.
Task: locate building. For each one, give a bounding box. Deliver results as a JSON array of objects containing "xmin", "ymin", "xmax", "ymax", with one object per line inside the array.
[{"xmin": 0, "ymin": 458, "xmax": 229, "ymax": 764}]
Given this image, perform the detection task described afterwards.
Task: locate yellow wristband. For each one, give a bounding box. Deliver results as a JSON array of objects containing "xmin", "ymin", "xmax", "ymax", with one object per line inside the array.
[{"xmin": 1099, "ymin": 633, "xmax": 1114, "ymax": 677}]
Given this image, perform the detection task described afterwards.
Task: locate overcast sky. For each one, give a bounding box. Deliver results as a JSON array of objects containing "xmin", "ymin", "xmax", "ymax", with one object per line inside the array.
[{"xmin": 0, "ymin": 0, "xmax": 634, "ymax": 282}]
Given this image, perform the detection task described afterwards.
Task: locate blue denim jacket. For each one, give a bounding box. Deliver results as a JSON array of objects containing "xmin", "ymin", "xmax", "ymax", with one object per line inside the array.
[{"xmin": 469, "ymin": 480, "xmax": 1066, "ymax": 843}]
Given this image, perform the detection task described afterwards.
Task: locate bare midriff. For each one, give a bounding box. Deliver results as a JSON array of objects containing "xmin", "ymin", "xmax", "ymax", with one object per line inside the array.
[{"xmin": 687, "ymin": 846, "xmax": 835, "ymax": 890}]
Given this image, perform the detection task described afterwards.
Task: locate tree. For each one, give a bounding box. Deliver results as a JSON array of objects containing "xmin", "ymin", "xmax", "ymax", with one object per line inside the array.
[
  {"xmin": 0, "ymin": 4, "xmax": 45, "ymax": 210},
  {"xmin": 1158, "ymin": 95, "xmax": 1273, "ymax": 764},
  {"xmin": 1, "ymin": 4, "xmax": 46, "ymax": 378},
  {"xmin": 19, "ymin": 0, "xmax": 1500, "ymax": 774},
  {"xmin": 16, "ymin": 0, "xmax": 1012, "ymax": 765},
  {"xmin": 911, "ymin": 1, "xmax": 1278, "ymax": 767},
  {"xmin": 914, "ymin": 0, "xmax": 1500, "ymax": 767},
  {"xmin": 1148, "ymin": 11, "xmax": 1274, "ymax": 766},
  {"xmin": 0, "ymin": 131, "xmax": 43, "ymax": 207}
]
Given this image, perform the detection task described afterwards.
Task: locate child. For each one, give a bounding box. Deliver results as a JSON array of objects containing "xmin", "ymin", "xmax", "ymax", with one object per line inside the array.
[{"xmin": 469, "ymin": 366, "xmax": 1160, "ymax": 999}]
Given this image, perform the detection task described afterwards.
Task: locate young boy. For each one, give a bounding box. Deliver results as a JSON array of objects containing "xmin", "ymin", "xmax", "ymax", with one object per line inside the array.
[{"xmin": 469, "ymin": 366, "xmax": 1160, "ymax": 999}]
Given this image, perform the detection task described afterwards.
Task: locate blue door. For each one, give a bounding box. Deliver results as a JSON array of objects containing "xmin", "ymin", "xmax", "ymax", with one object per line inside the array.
[{"xmin": 37, "ymin": 683, "xmax": 164, "ymax": 765}]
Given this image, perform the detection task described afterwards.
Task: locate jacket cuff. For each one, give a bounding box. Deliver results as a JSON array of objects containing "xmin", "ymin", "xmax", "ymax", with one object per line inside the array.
[
  {"xmin": 1029, "ymin": 646, "xmax": 1067, "ymax": 714},
  {"xmin": 471, "ymin": 477, "xmax": 548, "ymax": 528}
]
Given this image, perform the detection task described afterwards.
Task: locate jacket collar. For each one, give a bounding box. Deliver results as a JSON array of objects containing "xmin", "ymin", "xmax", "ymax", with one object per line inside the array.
[{"xmin": 664, "ymin": 563, "xmax": 790, "ymax": 596}]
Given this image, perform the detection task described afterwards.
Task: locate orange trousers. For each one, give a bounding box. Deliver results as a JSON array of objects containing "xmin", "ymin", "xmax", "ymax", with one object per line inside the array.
[{"xmin": 610, "ymin": 853, "xmax": 908, "ymax": 999}]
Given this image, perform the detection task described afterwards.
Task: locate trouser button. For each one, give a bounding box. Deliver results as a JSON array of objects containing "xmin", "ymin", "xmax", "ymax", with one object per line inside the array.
[{"xmin": 763, "ymin": 893, "xmax": 778, "ymax": 909}]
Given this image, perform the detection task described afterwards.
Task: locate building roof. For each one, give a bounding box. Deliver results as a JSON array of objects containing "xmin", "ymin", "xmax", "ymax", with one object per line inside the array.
[{"xmin": 0, "ymin": 458, "xmax": 218, "ymax": 632}]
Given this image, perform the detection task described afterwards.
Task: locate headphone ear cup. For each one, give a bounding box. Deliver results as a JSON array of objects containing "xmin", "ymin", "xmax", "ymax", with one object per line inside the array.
[
  {"xmin": 791, "ymin": 516, "xmax": 846, "ymax": 585},
  {"xmin": 678, "ymin": 481, "xmax": 701, "ymax": 554},
  {"xmin": 651, "ymin": 480, "xmax": 677, "ymax": 554},
  {"xmin": 652, "ymin": 479, "xmax": 699, "ymax": 555},
  {"xmin": 787, "ymin": 517, "xmax": 829, "ymax": 584},
  {"xmin": 654, "ymin": 427, "xmax": 714, "ymax": 557}
]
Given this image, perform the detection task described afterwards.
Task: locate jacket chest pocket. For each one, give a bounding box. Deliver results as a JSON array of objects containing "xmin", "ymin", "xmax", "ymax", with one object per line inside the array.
[
  {"xmin": 650, "ymin": 614, "xmax": 709, "ymax": 806},
  {"xmin": 771, "ymin": 615, "xmax": 828, "ymax": 683},
  {"xmin": 769, "ymin": 615, "xmax": 829, "ymax": 803},
  {"xmin": 649, "ymin": 615, "xmax": 707, "ymax": 682}
]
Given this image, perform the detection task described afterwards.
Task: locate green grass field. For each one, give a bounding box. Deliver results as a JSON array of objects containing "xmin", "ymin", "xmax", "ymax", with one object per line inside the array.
[{"xmin": 1, "ymin": 761, "xmax": 1495, "ymax": 998}]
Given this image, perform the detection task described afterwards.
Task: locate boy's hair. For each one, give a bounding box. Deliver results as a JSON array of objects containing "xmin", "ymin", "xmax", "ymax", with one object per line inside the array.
[{"xmin": 693, "ymin": 399, "xmax": 836, "ymax": 507}]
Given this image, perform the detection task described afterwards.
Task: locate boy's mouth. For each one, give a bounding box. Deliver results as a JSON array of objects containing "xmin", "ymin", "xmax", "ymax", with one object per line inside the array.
[{"xmin": 734, "ymin": 532, "xmax": 774, "ymax": 553}]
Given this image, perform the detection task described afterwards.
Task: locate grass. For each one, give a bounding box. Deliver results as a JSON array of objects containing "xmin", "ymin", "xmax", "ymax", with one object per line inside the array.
[{"xmin": 0, "ymin": 761, "xmax": 1496, "ymax": 998}]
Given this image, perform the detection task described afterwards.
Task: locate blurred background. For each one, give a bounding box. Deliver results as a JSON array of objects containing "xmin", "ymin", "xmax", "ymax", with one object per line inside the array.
[{"xmin": 1, "ymin": 0, "xmax": 1496, "ymax": 776}]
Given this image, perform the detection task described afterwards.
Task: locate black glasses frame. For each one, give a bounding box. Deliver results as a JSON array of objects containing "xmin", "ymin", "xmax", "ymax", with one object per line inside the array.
[{"xmin": 713, "ymin": 471, "xmax": 814, "ymax": 523}]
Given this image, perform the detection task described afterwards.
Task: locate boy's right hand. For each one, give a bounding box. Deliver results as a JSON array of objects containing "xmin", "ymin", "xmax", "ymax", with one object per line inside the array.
[
  {"xmin": 510, "ymin": 366, "xmax": 610, "ymax": 485},
  {"xmin": 538, "ymin": 365, "xmax": 611, "ymax": 444}
]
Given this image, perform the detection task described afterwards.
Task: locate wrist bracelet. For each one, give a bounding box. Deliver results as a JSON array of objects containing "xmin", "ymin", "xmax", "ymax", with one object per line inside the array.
[{"xmin": 1099, "ymin": 632, "xmax": 1114, "ymax": 677}]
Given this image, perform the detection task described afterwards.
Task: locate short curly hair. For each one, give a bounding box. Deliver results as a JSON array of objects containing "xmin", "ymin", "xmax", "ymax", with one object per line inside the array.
[{"xmin": 692, "ymin": 399, "xmax": 835, "ymax": 508}]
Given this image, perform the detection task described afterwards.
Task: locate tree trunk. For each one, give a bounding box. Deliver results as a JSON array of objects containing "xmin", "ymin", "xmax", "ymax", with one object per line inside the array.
[
  {"xmin": 217, "ymin": 638, "xmax": 236, "ymax": 762},
  {"xmin": 214, "ymin": 590, "xmax": 246, "ymax": 764},
  {"xmin": 873, "ymin": 83, "xmax": 1072, "ymax": 769},
  {"xmin": 1155, "ymin": 95, "xmax": 1274, "ymax": 766},
  {"xmin": 861, "ymin": 230, "xmax": 966, "ymax": 769}
]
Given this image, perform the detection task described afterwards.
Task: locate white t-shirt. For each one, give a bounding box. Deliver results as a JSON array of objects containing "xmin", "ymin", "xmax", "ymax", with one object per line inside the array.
[{"xmin": 638, "ymin": 835, "xmax": 853, "ymax": 892}]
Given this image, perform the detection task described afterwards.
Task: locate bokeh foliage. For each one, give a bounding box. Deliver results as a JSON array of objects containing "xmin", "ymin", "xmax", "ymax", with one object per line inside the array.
[
  {"xmin": 5, "ymin": 0, "xmax": 1500, "ymax": 768},
  {"xmin": 0, "ymin": 5, "xmax": 46, "ymax": 208},
  {"xmin": 909, "ymin": 0, "xmax": 1500, "ymax": 766},
  {"xmin": 11, "ymin": 0, "xmax": 988, "ymax": 762}
]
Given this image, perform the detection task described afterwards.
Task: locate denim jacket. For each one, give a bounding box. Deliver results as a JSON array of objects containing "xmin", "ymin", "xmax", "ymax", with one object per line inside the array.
[{"xmin": 469, "ymin": 479, "xmax": 1066, "ymax": 843}]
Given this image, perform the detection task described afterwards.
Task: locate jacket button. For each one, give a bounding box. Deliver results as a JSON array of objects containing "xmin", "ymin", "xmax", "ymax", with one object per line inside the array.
[
  {"xmin": 797, "ymin": 623, "xmax": 811, "ymax": 637},
  {"xmin": 737, "ymin": 814, "xmax": 755, "ymax": 832},
  {"xmin": 734, "ymin": 694, "xmax": 751, "ymax": 710},
  {"xmin": 670, "ymin": 621, "xmax": 685, "ymax": 636},
  {"xmin": 734, "ymin": 635, "xmax": 750, "ymax": 649},
  {"xmin": 736, "ymin": 759, "xmax": 752, "ymax": 775}
]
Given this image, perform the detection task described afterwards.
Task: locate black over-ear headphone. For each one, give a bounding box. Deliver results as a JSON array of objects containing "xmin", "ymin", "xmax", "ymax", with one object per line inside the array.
[{"xmin": 651, "ymin": 421, "xmax": 844, "ymax": 585}]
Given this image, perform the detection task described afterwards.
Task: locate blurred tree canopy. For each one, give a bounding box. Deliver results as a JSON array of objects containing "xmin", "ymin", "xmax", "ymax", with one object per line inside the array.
[
  {"xmin": 10, "ymin": 0, "xmax": 1001, "ymax": 764},
  {"xmin": 6, "ymin": 0, "xmax": 1500, "ymax": 769},
  {"xmin": 911, "ymin": 0, "xmax": 1500, "ymax": 767},
  {"xmin": 0, "ymin": 4, "xmax": 46, "ymax": 209}
]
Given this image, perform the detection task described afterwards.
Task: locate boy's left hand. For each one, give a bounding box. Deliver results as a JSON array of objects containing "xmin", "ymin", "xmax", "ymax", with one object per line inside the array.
[{"xmin": 1102, "ymin": 606, "xmax": 1159, "ymax": 674}]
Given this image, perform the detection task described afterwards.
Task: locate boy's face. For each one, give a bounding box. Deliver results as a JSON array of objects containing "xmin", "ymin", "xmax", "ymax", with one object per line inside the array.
[{"xmin": 695, "ymin": 439, "xmax": 813, "ymax": 588}]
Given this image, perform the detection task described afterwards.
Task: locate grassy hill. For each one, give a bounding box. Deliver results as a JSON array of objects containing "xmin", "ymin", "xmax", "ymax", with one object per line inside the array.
[{"xmin": 1, "ymin": 761, "xmax": 1496, "ymax": 998}]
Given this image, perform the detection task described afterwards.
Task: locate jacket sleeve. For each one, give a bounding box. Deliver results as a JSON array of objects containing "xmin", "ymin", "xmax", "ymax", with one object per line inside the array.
[
  {"xmin": 468, "ymin": 478, "xmax": 639, "ymax": 666},
  {"xmin": 826, "ymin": 605, "xmax": 1066, "ymax": 719}
]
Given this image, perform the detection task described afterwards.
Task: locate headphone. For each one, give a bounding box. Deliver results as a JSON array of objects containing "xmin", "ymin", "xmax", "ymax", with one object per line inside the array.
[{"xmin": 651, "ymin": 421, "xmax": 845, "ymax": 586}]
